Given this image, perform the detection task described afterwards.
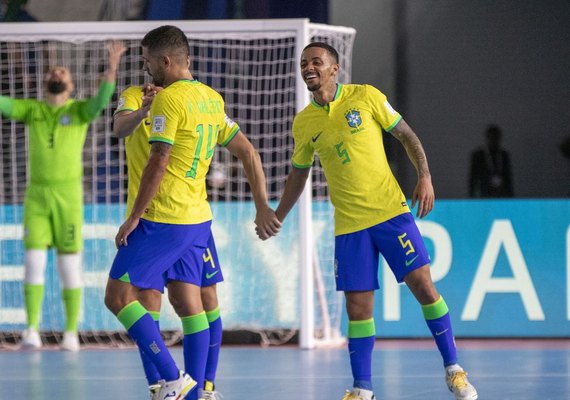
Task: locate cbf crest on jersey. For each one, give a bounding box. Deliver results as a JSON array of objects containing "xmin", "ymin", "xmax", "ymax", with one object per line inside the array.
[
  {"xmin": 345, "ymin": 108, "xmax": 364, "ymax": 134},
  {"xmin": 345, "ymin": 109, "xmax": 361, "ymax": 128}
]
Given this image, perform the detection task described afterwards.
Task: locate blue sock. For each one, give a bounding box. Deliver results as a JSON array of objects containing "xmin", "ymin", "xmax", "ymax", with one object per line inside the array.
[
  {"xmin": 348, "ymin": 319, "xmax": 375, "ymax": 391},
  {"xmin": 138, "ymin": 312, "xmax": 162, "ymax": 385},
  {"xmin": 205, "ymin": 308, "xmax": 222, "ymax": 383},
  {"xmin": 422, "ymin": 296, "xmax": 458, "ymax": 367},
  {"xmin": 118, "ymin": 301, "xmax": 179, "ymax": 381},
  {"xmin": 182, "ymin": 312, "xmax": 210, "ymax": 400}
]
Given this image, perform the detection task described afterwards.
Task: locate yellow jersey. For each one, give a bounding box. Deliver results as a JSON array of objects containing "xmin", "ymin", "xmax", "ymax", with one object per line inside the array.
[
  {"xmin": 115, "ymin": 86, "xmax": 150, "ymax": 217},
  {"xmin": 291, "ymin": 83, "xmax": 410, "ymax": 235},
  {"xmin": 123, "ymin": 81, "xmax": 238, "ymax": 224}
]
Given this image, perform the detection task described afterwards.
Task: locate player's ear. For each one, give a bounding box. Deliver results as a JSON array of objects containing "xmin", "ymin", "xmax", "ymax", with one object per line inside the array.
[
  {"xmin": 331, "ymin": 62, "xmax": 340, "ymax": 76},
  {"xmin": 162, "ymin": 55, "xmax": 171, "ymax": 69}
]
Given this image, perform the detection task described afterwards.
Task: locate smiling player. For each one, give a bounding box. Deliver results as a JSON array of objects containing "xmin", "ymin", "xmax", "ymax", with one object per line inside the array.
[{"xmin": 264, "ymin": 42, "xmax": 478, "ymax": 400}]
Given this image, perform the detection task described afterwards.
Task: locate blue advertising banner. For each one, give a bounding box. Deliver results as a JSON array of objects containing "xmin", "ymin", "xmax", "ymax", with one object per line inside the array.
[
  {"xmin": 372, "ymin": 200, "xmax": 570, "ymax": 337},
  {"xmin": 0, "ymin": 200, "xmax": 568, "ymax": 337}
]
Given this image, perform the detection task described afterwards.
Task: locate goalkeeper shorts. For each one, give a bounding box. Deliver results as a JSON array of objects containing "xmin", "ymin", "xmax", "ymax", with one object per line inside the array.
[{"xmin": 23, "ymin": 183, "xmax": 83, "ymax": 253}]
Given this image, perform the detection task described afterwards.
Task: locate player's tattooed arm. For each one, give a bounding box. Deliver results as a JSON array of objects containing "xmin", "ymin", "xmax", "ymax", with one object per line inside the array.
[
  {"xmin": 390, "ymin": 118, "xmax": 434, "ymax": 218},
  {"xmin": 390, "ymin": 118, "xmax": 430, "ymax": 179}
]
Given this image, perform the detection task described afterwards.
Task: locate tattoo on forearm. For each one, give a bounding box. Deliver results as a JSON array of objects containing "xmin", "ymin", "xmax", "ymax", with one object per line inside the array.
[
  {"xmin": 392, "ymin": 122, "xmax": 430, "ymax": 177},
  {"xmin": 151, "ymin": 142, "xmax": 171, "ymax": 158}
]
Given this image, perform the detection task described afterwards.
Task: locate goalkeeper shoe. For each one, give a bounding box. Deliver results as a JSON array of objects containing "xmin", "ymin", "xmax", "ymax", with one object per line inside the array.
[
  {"xmin": 202, "ymin": 380, "xmax": 222, "ymax": 399},
  {"xmin": 341, "ymin": 388, "xmax": 375, "ymax": 400},
  {"xmin": 156, "ymin": 370, "xmax": 196, "ymax": 400},
  {"xmin": 20, "ymin": 328, "xmax": 42, "ymax": 350},
  {"xmin": 149, "ymin": 384, "xmax": 161, "ymax": 400},
  {"xmin": 446, "ymin": 364, "xmax": 478, "ymax": 400},
  {"xmin": 60, "ymin": 331, "xmax": 80, "ymax": 352}
]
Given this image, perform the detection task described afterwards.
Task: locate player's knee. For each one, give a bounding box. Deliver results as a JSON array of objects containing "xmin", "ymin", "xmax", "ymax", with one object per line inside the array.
[
  {"xmin": 104, "ymin": 283, "xmax": 129, "ymax": 315},
  {"xmin": 103, "ymin": 291, "xmax": 118, "ymax": 314},
  {"xmin": 412, "ymin": 284, "xmax": 440, "ymax": 305},
  {"xmin": 201, "ymin": 285, "xmax": 218, "ymax": 310}
]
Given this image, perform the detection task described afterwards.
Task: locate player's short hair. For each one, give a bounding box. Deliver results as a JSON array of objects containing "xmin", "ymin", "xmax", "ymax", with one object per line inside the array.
[
  {"xmin": 303, "ymin": 42, "xmax": 339, "ymax": 64},
  {"xmin": 141, "ymin": 25, "xmax": 190, "ymax": 63}
]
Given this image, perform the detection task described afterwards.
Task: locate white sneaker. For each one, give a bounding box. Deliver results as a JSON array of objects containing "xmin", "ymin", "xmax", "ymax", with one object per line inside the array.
[
  {"xmin": 20, "ymin": 328, "xmax": 42, "ymax": 350},
  {"xmin": 157, "ymin": 370, "xmax": 196, "ymax": 400},
  {"xmin": 60, "ymin": 331, "xmax": 80, "ymax": 352},
  {"xmin": 341, "ymin": 388, "xmax": 375, "ymax": 400},
  {"xmin": 446, "ymin": 364, "xmax": 478, "ymax": 400},
  {"xmin": 149, "ymin": 384, "xmax": 161, "ymax": 400},
  {"xmin": 202, "ymin": 380, "xmax": 222, "ymax": 399}
]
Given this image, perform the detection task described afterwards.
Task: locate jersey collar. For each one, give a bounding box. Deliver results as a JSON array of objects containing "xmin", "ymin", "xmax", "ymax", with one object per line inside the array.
[
  {"xmin": 176, "ymin": 79, "xmax": 200, "ymax": 84},
  {"xmin": 310, "ymin": 83, "xmax": 343, "ymax": 112}
]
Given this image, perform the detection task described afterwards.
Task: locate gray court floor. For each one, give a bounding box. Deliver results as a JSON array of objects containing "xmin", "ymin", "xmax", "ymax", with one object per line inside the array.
[{"xmin": 1, "ymin": 339, "xmax": 569, "ymax": 399}]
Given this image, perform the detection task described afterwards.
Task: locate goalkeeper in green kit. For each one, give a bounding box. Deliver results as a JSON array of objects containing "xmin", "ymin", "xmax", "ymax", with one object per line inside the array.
[{"xmin": 0, "ymin": 40, "xmax": 126, "ymax": 351}]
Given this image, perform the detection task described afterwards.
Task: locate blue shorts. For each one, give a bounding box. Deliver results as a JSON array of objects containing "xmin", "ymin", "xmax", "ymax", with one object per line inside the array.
[
  {"xmin": 334, "ymin": 213, "xmax": 430, "ymax": 291},
  {"xmin": 109, "ymin": 219, "xmax": 211, "ymax": 292},
  {"xmin": 165, "ymin": 231, "xmax": 224, "ymax": 287}
]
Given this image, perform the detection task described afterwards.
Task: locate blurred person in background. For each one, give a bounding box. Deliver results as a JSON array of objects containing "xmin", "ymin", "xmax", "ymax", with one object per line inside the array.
[
  {"xmin": 469, "ymin": 124, "xmax": 514, "ymax": 198},
  {"xmin": 0, "ymin": 0, "xmax": 36, "ymax": 21},
  {"xmin": 0, "ymin": 40, "xmax": 125, "ymax": 351}
]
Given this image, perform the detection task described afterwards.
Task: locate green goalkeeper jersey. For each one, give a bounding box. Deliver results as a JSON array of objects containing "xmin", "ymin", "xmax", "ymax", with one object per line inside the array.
[{"xmin": 0, "ymin": 81, "xmax": 115, "ymax": 185}]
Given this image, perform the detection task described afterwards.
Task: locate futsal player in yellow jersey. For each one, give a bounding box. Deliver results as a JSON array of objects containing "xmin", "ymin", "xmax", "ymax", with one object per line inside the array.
[
  {"xmin": 114, "ymin": 83, "xmax": 278, "ymax": 399},
  {"xmin": 266, "ymin": 43, "xmax": 478, "ymax": 400},
  {"xmin": 105, "ymin": 25, "xmax": 279, "ymax": 400}
]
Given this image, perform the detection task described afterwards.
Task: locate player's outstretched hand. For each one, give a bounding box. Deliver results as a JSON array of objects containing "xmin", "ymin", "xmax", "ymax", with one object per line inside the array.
[
  {"xmin": 107, "ymin": 40, "xmax": 127, "ymax": 68},
  {"xmin": 411, "ymin": 175, "xmax": 434, "ymax": 218},
  {"xmin": 254, "ymin": 205, "xmax": 281, "ymax": 240},
  {"xmin": 115, "ymin": 215, "xmax": 140, "ymax": 249}
]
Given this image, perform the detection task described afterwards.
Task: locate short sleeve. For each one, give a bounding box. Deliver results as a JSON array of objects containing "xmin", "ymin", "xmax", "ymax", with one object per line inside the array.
[
  {"xmin": 115, "ymin": 86, "xmax": 143, "ymax": 115},
  {"xmin": 217, "ymin": 114, "xmax": 240, "ymax": 146},
  {"xmin": 290, "ymin": 116, "xmax": 314, "ymax": 168},
  {"xmin": 149, "ymin": 90, "xmax": 178, "ymax": 145},
  {"xmin": 365, "ymin": 85, "xmax": 402, "ymax": 132}
]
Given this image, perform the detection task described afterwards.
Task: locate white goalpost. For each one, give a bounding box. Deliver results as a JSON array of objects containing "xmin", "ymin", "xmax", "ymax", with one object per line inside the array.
[{"xmin": 0, "ymin": 19, "xmax": 356, "ymax": 349}]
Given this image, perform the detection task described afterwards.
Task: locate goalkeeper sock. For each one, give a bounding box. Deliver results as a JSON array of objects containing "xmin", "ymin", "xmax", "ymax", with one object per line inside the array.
[
  {"xmin": 118, "ymin": 301, "xmax": 179, "ymax": 381},
  {"xmin": 138, "ymin": 311, "xmax": 162, "ymax": 385},
  {"xmin": 23, "ymin": 249, "xmax": 47, "ymax": 330},
  {"xmin": 24, "ymin": 283, "xmax": 44, "ymax": 330},
  {"xmin": 205, "ymin": 307, "xmax": 222, "ymax": 383},
  {"xmin": 182, "ymin": 311, "xmax": 209, "ymax": 400},
  {"xmin": 62, "ymin": 288, "xmax": 81, "ymax": 332},
  {"xmin": 348, "ymin": 319, "xmax": 375, "ymax": 391},
  {"xmin": 422, "ymin": 296, "xmax": 458, "ymax": 366},
  {"xmin": 57, "ymin": 253, "xmax": 83, "ymax": 332}
]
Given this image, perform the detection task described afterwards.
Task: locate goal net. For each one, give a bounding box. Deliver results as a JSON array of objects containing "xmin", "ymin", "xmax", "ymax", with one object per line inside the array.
[{"xmin": 0, "ymin": 19, "xmax": 355, "ymax": 349}]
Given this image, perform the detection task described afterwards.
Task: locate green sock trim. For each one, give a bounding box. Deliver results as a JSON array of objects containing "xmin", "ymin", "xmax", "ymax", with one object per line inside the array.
[
  {"xmin": 348, "ymin": 318, "xmax": 376, "ymax": 338},
  {"xmin": 117, "ymin": 301, "xmax": 147, "ymax": 330},
  {"xmin": 62, "ymin": 288, "xmax": 81, "ymax": 332},
  {"xmin": 205, "ymin": 307, "xmax": 220, "ymax": 323},
  {"xmin": 421, "ymin": 296, "xmax": 449, "ymax": 320},
  {"xmin": 149, "ymin": 311, "xmax": 160, "ymax": 322},
  {"xmin": 181, "ymin": 311, "xmax": 209, "ymax": 335},
  {"xmin": 24, "ymin": 284, "xmax": 44, "ymax": 330}
]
